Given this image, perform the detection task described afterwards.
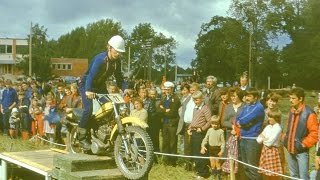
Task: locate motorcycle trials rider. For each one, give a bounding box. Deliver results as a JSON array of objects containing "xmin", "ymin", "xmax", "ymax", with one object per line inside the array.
[{"xmin": 78, "ymin": 35, "xmax": 125, "ymax": 150}]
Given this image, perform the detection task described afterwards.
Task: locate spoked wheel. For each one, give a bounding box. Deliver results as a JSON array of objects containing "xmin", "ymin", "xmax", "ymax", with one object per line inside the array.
[
  {"xmin": 114, "ymin": 126, "xmax": 154, "ymax": 179},
  {"xmin": 68, "ymin": 126, "xmax": 82, "ymax": 153}
]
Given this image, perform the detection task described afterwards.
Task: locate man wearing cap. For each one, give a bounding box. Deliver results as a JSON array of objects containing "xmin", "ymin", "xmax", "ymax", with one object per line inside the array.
[
  {"xmin": 78, "ymin": 35, "xmax": 125, "ymax": 150},
  {"xmin": 159, "ymin": 81, "xmax": 181, "ymax": 166}
]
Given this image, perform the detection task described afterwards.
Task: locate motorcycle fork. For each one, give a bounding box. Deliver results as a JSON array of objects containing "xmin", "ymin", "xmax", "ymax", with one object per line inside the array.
[{"xmin": 113, "ymin": 102, "xmax": 130, "ymax": 155}]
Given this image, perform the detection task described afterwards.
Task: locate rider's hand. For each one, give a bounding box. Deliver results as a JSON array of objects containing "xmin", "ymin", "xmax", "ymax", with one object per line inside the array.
[{"xmin": 85, "ymin": 91, "xmax": 96, "ymax": 99}]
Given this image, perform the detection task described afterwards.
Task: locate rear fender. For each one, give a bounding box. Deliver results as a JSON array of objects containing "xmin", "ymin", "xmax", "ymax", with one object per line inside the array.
[{"xmin": 110, "ymin": 117, "xmax": 148, "ymax": 141}]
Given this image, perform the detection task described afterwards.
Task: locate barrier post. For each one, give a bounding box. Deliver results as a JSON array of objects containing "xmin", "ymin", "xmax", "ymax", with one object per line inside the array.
[
  {"xmin": 0, "ymin": 159, "xmax": 7, "ymax": 180},
  {"xmin": 229, "ymin": 158, "xmax": 235, "ymax": 180}
]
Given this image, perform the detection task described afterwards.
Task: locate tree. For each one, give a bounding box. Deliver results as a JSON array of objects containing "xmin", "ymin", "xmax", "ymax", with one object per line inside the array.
[
  {"xmin": 129, "ymin": 23, "xmax": 177, "ymax": 81},
  {"xmin": 51, "ymin": 19, "xmax": 126, "ymax": 63},
  {"xmin": 267, "ymin": 0, "xmax": 320, "ymax": 88},
  {"xmin": 193, "ymin": 16, "xmax": 249, "ymax": 83},
  {"xmin": 17, "ymin": 23, "xmax": 53, "ymax": 80}
]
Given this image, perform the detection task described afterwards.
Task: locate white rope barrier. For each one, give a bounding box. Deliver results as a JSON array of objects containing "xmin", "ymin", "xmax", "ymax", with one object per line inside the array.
[
  {"xmin": 147, "ymin": 151, "xmax": 303, "ymax": 180},
  {"xmin": 240, "ymin": 136, "xmax": 257, "ymax": 140},
  {"xmin": 232, "ymin": 158, "xmax": 303, "ymax": 180},
  {"xmin": 152, "ymin": 151, "xmax": 229, "ymax": 160},
  {"xmin": 30, "ymin": 135, "xmax": 67, "ymax": 147}
]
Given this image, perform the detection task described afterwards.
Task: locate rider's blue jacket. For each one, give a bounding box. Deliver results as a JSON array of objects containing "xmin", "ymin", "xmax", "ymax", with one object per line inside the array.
[{"xmin": 81, "ymin": 52, "xmax": 123, "ymax": 93}]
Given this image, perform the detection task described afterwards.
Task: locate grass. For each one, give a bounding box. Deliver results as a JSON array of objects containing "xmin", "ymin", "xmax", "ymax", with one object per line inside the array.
[{"xmin": 0, "ymin": 93, "xmax": 319, "ymax": 179}]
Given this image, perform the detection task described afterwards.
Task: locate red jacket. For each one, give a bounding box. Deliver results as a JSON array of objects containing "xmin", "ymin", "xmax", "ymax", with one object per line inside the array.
[{"xmin": 284, "ymin": 104, "xmax": 318, "ymax": 154}]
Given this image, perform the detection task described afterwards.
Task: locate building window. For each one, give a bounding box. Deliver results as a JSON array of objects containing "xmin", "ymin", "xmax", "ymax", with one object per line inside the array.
[
  {"xmin": 0, "ymin": 45, "xmax": 5, "ymax": 53},
  {"xmin": 52, "ymin": 63, "xmax": 72, "ymax": 70},
  {"xmin": 6, "ymin": 45, "xmax": 12, "ymax": 53}
]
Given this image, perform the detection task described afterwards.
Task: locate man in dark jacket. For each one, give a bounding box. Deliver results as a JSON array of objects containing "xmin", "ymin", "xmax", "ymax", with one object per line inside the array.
[
  {"xmin": 78, "ymin": 35, "xmax": 125, "ymax": 150},
  {"xmin": 159, "ymin": 81, "xmax": 181, "ymax": 166},
  {"xmin": 202, "ymin": 75, "xmax": 220, "ymax": 115},
  {"xmin": 1, "ymin": 79, "xmax": 18, "ymax": 135}
]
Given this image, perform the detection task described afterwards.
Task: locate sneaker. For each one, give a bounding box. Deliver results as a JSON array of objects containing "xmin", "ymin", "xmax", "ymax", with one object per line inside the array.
[{"xmin": 195, "ymin": 175, "xmax": 204, "ymax": 179}]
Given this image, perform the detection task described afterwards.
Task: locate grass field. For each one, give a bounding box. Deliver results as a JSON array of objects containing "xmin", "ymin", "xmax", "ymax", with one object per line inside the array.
[{"xmin": 0, "ymin": 94, "xmax": 319, "ymax": 180}]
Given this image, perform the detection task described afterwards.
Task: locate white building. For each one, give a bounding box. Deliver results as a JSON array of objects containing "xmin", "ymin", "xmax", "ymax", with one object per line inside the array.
[{"xmin": 0, "ymin": 38, "xmax": 28, "ymax": 74}]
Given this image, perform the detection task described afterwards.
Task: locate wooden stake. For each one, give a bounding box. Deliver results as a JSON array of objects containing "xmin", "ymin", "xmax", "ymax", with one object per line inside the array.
[{"xmin": 229, "ymin": 158, "xmax": 235, "ymax": 180}]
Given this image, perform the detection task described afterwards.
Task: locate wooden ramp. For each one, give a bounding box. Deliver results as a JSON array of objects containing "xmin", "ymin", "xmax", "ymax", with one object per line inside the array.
[
  {"xmin": 0, "ymin": 149, "xmax": 124, "ymax": 180},
  {"xmin": 0, "ymin": 149, "xmax": 62, "ymax": 180}
]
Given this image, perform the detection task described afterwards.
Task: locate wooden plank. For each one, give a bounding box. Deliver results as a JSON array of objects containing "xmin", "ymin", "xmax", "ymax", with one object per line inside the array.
[{"xmin": 1, "ymin": 150, "xmax": 62, "ymax": 172}]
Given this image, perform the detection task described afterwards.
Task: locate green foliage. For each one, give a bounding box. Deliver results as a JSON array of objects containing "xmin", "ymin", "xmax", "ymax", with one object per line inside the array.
[
  {"xmin": 25, "ymin": 20, "xmax": 179, "ymax": 83},
  {"xmin": 52, "ymin": 19, "xmax": 127, "ymax": 62},
  {"xmin": 17, "ymin": 23, "xmax": 53, "ymax": 80},
  {"xmin": 279, "ymin": 0, "xmax": 320, "ymax": 89},
  {"xmin": 129, "ymin": 23, "xmax": 177, "ymax": 81},
  {"xmin": 192, "ymin": 0, "xmax": 320, "ymax": 89},
  {"xmin": 194, "ymin": 16, "xmax": 250, "ymax": 83}
]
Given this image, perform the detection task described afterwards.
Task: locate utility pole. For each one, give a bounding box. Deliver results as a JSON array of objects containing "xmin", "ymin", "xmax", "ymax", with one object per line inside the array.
[
  {"xmin": 145, "ymin": 38, "xmax": 152, "ymax": 81},
  {"xmin": 29, "ymin": 22, "xmax": 32, "ymax": 76},
  {"xmin": 175, "ymin": 63, "xmax": 177, "ymax": 82},
  {"xmin": 164, "ymin": 47, "xmax": 167, "ymax": 78},
  {"xmin": 248, "ymin": 23, "xmax": 252, "ymax": 87},
  {"xmin": 127, "ymin": 46, "xmax": 131, "ymax": 76}
]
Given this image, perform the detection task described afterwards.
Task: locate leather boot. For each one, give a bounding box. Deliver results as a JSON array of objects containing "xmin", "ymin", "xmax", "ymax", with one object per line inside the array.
[{"xmin": 77, "ymin": 127, "xmax": 91, "ymax": 151}]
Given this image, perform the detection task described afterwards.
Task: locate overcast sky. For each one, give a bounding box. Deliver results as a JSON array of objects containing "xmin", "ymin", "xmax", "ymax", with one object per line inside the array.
[{"xmin": 0, "ymin": 0, "xmax": 232, "ymax": 68}]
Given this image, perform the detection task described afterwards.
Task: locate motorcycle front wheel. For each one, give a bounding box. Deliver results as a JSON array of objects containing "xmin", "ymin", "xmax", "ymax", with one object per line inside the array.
[{"xmin": 114, "ymin": 126, "xmax": 154, "ymax": 179}]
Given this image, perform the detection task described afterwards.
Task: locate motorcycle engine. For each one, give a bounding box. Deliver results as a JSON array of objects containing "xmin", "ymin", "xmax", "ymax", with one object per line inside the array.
[
  {"xmin": 96, "ymin": 124, "xmax": 112, "ymax": 142},
  {"xmin": 91, "ymin": 124, "xmax": 112, "ymax": 155}
]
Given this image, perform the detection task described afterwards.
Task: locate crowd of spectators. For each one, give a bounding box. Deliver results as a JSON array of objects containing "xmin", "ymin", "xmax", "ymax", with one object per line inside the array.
[{"xmin": 0, "ymin": 74, "xmax": 320, "ymax": 180}]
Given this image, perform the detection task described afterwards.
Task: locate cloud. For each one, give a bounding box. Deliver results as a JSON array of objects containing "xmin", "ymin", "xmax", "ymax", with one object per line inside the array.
[{"xmin": 0, "ymin": 0, "xmax": 231, "ymax": 68}]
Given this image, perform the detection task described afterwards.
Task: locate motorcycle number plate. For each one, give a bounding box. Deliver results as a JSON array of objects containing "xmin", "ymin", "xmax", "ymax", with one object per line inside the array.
[{"xmin": 107, "ymin": 93, "xmax": 125, "ymax": 104}]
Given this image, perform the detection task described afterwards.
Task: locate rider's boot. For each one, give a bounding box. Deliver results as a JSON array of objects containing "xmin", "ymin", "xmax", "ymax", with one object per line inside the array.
[{"xmin": 77, "ymin": 127, "xmax": 91, "ymax": 151}]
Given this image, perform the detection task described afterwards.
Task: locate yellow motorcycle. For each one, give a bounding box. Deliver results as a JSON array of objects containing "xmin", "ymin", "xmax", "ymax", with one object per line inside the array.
[{"xmin": 65, "ymin": 93, "xmax": 154, "ymax": 179}]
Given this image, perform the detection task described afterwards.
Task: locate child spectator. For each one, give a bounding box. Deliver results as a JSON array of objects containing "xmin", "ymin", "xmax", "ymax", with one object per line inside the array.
[
  {"xmin": 30, "ymin": 99, "xmax": 45, "ymax": 138},
  {"xmin": 9, "ymin": 108, "xmax": 20, "ymax": 138},
  {"xmin": 43, "ymin": 95, "xmax": 60, "ymax": 145},
  {"xmin": 257, "ymin": 110, "xmax": 283, "ymax": 180},
  {"xmin": 17, "ymin": 91, "xmax": 31, "ymax": 133},
  {"xmin": 222, "ymin": 124, "xmax": 240, "ymax": 176},
  {"xmin": 200, "ymin": 115, "xmax": 225, "ymax": 179}
]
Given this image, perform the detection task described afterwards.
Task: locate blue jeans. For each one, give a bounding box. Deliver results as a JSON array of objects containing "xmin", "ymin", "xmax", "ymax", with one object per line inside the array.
[
  {"xmin": 79, "ymin": 84, "xmax": 93, "ymax": 129},
  {"xmin": 287, "ymin": 152, "xmax": 309, "ymax": 180},
  {"xmin": 239, "ymin": 138, "xmax": 262, "ymax": 180},
  {"xmin": 2, "ymin": 109, "xmax": 11, "ymax": 134}
]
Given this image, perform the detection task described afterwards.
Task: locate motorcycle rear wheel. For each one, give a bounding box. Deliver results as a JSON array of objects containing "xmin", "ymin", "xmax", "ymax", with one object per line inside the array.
[
  {"xmin": 114, "ymin": 126, "xmax": 154, "ymax": 179},
  {"xmin": 69, "ymin": 126, "xmax": 83, "ymax": 153}
]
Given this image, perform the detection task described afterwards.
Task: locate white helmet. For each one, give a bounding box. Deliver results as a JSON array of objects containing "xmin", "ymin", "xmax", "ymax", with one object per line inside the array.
[{"xmin": 108, "ymin": 35, "xmax": 125, "ymax": 53}]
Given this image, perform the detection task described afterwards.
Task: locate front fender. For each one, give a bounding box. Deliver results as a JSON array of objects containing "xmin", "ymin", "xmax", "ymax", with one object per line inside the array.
[{"xmin": 110, "ymin": 116, "xmax": 148, "ymax": 141}]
